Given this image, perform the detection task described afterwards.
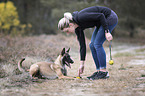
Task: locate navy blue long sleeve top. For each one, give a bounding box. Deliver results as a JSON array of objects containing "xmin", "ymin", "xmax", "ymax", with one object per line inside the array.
[{"xmin": 72, "ymin": 6, "xmax": 111, "ymax": 61}]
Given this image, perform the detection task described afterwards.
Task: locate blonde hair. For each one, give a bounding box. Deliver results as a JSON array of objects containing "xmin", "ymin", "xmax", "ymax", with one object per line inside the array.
[{"xmin": 58, "ymin": 12, "xmax": 73, "ymax": 30}]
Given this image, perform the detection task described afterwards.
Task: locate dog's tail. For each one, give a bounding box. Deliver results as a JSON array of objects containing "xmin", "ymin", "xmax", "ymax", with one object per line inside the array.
[{"xmin": 18, "ymin": 58, "xmax": 26, "ymax": 72}]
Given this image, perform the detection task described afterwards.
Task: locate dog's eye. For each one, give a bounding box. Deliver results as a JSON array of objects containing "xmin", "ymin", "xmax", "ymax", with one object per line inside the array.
[{"xmin": 67, "ymin": 55, "xmax": 70, "ymax": 58}]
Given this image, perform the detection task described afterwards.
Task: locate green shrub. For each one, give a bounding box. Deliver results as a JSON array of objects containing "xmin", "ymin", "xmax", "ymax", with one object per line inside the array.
[
  {"xmin": 0, "ymin": 1, "xmax": 20, "ymax": 34},
  {"xmin": 0, "ymin": 1, "xmax": 32, "ymax": 36}
]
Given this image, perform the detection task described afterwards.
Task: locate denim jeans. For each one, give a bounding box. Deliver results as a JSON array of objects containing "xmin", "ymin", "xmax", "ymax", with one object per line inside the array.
[{"xmin": 89, "ymin": 11, "xmax": 118, "ymax": 70}]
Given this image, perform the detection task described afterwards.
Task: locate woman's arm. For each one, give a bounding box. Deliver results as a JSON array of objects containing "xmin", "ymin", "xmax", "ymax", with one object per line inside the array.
[
  {"xmin": 75, "ymin": 27, "xmax": 86, "ymax": 61},
  {"xmin": 75, "ymin": 27, "xmax": 86, "ymax": 76}
]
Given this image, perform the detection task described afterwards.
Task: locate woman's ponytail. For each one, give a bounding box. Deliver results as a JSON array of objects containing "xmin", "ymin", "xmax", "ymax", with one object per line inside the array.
[
  {"xmin": 64, "ymin": 12, "xmax": 73, "ymax": 20},
  {"xmin": 58, "ymin": 12, "xmax": 73, "ymax": 30}
]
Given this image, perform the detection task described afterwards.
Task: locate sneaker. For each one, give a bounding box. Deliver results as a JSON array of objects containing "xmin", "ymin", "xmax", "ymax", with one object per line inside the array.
[
  {"xmin": 87, "ymin": 71, "xmax": 99, "ymax": 80},
  {"xmin": 90, "ymin": 71, "xmax": 109, "ymax": 80}
]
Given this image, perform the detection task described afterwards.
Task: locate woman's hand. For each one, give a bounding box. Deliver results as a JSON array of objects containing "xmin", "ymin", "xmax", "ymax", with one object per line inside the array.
[
  {"xmin": 105, "ymin": 32, "xmax": 113, "ymax": 41},
  {"xmin": 78, "ymin": 61, "xmax": 85, "ymax": 77}
]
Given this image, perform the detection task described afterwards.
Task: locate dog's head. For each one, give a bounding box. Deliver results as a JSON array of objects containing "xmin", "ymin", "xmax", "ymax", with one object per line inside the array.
[{"xmin": 61, "ymin": 48, "xmax": 74, "ymax": 68}]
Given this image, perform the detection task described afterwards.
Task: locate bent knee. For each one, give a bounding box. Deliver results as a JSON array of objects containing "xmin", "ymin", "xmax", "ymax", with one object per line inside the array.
[
  {"xmin": 89, "ymin": 42, "xmax": 94, "ymax": 48},
  {"xmin": 94, "ymin": 43, "xmax": 103, "ymax": 49}
]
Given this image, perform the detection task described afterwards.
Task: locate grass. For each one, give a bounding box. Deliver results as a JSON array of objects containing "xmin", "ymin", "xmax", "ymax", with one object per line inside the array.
[
  {"xmin": 135, "ymin": 48, "xmax": 145, "ymax": 52},
  {"xmin": 0, "ymin": 34, "xmax": 87, "ymax": 90},
  {"xmin": 0, "ymin": 34, "xmax": 145, "ymax": 96},
  {"xmin": 114, "ymin": 52, "xmax": 134, "ymax": 57}
]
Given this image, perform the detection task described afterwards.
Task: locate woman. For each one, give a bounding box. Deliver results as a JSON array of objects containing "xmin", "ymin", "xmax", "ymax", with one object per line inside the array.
[{"xmin": 58, "ymin": 6, "xmax": 118, "ymax": 80}]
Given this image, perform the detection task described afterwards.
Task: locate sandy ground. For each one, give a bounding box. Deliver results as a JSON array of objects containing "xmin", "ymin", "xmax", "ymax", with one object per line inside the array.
[{"xmin": 0, "ymin": 35, "xmax": 145, "ymax": 96}]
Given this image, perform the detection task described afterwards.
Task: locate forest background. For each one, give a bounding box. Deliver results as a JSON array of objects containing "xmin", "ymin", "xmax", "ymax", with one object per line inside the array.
[{"xmin": 0, "ymin": 0, "xmax": 145, "ymax": 38}]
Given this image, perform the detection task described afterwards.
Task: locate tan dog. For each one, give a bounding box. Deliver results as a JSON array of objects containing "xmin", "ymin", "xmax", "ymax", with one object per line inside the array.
[{"xmin": 18, "ymin": 48, "xmax": 74, "ymax": 79}]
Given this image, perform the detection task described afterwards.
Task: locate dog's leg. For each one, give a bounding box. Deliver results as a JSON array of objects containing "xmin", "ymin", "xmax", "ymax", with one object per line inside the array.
[
  {"xmin": 30, "ymin": 72, "xmax": 39, "ymax": 80},
  {"xmin": 59, "ymin": 76, "xmax": 74, "ymax": 79},
  {"xmin": 61, "ymin": 68, "xmax": 67, "ymax": 76},
  {"xmin": 30, "ymin": 75, "xmax": 38, "ymax": 80},
  {"xmin": 55, "ymin": 68, "xmax": 74, "ymax": 79},
  {"xmin": 29, "ymin": 64, "xmax": 39, "ymax": 80}
]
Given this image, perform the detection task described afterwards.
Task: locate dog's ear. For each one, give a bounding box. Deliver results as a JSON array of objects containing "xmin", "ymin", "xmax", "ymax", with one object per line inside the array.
[
  {"xmin": 61, "ymin": 48, "xmax": 65, "ymax": 56},
  {"xmin": 66, "ymin": 48, "xmax": 70, "ymax": 53}
]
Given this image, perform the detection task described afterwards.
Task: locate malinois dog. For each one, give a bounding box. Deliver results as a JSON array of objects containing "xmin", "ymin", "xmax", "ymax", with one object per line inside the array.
[{"xmin": 18, "ymin": 48, "xmax": 74, "ymax": 79}]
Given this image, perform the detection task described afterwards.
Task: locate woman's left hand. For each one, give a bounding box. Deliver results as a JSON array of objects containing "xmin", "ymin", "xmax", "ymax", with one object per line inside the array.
[{"xmin": 105, "ymin": 32, "xmax": 113, "ymax": 41}]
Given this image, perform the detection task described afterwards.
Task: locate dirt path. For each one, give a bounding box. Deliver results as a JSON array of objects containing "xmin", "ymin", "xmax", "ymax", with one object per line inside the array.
[
  {"xmin": 29, "ymin": 42, "xmax": 145, "ymax": 96},
  {"xmin": 1, "ymin": 39, "xmax": 145, "ymax": 96}
]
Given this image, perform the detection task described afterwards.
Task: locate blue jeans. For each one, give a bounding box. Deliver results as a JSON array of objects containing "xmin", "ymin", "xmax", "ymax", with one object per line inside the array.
[
  {"xmin": 89, "ymin": 24, "xmax": 117, "ymax": 70},
  {"xmin": 89, "ymin": 10, "xmax": 118, "ymax": 70}
]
